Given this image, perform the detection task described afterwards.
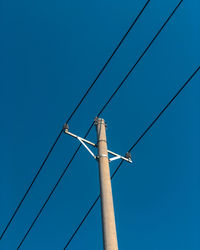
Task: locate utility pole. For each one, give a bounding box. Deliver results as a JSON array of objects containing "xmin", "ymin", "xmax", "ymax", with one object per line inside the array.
[
  {"xmin": 95, "ymin": 117, "xmax": 118, "ymax": 250},
  {"xmin": 64, "ymin": 118, "xmax": 132, "ymax": 250}
]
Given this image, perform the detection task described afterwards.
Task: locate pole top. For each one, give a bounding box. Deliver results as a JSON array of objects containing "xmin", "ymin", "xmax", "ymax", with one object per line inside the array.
[{"xmin": 94, "ymin": 117, "xmax": 107, "ymax": 127}]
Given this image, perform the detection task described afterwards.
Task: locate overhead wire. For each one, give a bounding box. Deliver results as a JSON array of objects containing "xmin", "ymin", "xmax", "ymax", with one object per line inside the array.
[
  {"xmin": 0, "ymin": 0, "xmax": 151, "ymax": 241},
  {"xmin": 16, "ymin": 1, "xmax": 183, "ymax": 248},
  {"xmin": 16, "ymin": 123, "xmax": 93, "ymax": 250},
  {"xmin": 97, "ymin": 0, "xmax": 183, "ymax": 117},
  {"xmin": 63, "ymin": 65, "xmax": 200, "ymax": 249}
]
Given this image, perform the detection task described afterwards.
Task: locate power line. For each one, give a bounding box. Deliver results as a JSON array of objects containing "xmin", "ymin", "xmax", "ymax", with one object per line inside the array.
[
  {"xmin": 0, "ymin": 130, "xmax": 63, "ymax": 242},
  {"xmin": 0, "ymin": 0, "xmax": 150, "ymax": 241},
  {"xmin": 64, "ymin": 195, "xmax": 101, "ymax": 249},
  {"xmin": 16, "ymin": 1, "xmax": 183, "ymax": 248},
  {"xmin": 97, "ymin": 0, "xmax": 183, "ymax": 117},
  {"xmin": 63, "ymin": 66, "xmax": 200, "ymax": 249},
  {"xmin": 16, "ymin": 122, "xmax": 93, "ymax": 250},
  {"xmin": 66, "ymin": 0, "xmax": 151, "ymax": 124},
  {"xmin": 128, "ymin": 66, "xmax": 200, "ymax": 152}
]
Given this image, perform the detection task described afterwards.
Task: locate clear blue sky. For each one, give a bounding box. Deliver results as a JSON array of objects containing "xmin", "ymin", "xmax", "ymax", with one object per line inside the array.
[{"xmin": 0, "ymin": 0, "xmax": 199, "ymax": 249}]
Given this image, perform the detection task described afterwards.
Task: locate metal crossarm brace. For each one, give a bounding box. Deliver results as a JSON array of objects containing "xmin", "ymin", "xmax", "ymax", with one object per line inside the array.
[
  {"xmin": 109, "ymin": 155, "xmax": 121, "ymax": 162},
  {"xmin": 77, "ymin": 136, "xmax": 96, "ymax": 159},
  {"xmin": 64, "ymin": 127, "xmax": 132, "ymax": 164}
]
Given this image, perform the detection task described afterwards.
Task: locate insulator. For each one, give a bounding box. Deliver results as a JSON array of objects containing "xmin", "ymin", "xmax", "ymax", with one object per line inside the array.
[
  {"xmin": 63, "ymin": 123, "xmax": 69, "ymax": 132},
  {"xmin": 125, "ymin": 152, "xmax": 132, "ymax": 160}
]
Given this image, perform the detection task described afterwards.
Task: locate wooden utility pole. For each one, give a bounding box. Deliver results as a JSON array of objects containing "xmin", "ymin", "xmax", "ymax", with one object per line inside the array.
[{"xmin": 95, "ymin": 118, "xmax": 118, "ymax": 250}]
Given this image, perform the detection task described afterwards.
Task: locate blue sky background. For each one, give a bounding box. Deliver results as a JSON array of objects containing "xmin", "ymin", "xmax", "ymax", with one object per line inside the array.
[{"xmin": 0, "ymin": 0, "xmax": 199, "ymax": 249}]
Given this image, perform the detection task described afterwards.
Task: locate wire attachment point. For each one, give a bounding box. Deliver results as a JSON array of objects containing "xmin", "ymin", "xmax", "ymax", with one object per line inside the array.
[
  {"xmin": 125, "ymin": 152, "xmax": 132, "ymax": 162},
  {"xmin": 63, "ymin": 123, "xmax": 69, "ymax": 132}
]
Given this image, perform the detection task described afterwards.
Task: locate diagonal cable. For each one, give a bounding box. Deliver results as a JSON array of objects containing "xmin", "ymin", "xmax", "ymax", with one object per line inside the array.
[
  {"xmin": 0, "ymin": 0, "xmax": 151, "ymax": 241},
  {"xmin": 63, "ymin": 65, "xmax": 200, "ymax": 249},
  {"xmin": 97, "ymin": 0, "xmax": 183, "ymax": 117},
  {"xmin": 16, "ymin": 1, "xmax": 183, "ymax": 248}
]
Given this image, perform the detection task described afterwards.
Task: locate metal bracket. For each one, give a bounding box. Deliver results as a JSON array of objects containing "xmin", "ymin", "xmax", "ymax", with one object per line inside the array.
[
  {"xmin": 64, "ymin": 125, "xmax": 132, "ymax": 164},
  {"xmin": 109, "ymin": 155, "xmax": 121, "ymax": 162},
  {"xmin": 77, "ymin": 136, "xmax": 96, "ymax": 159}
]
